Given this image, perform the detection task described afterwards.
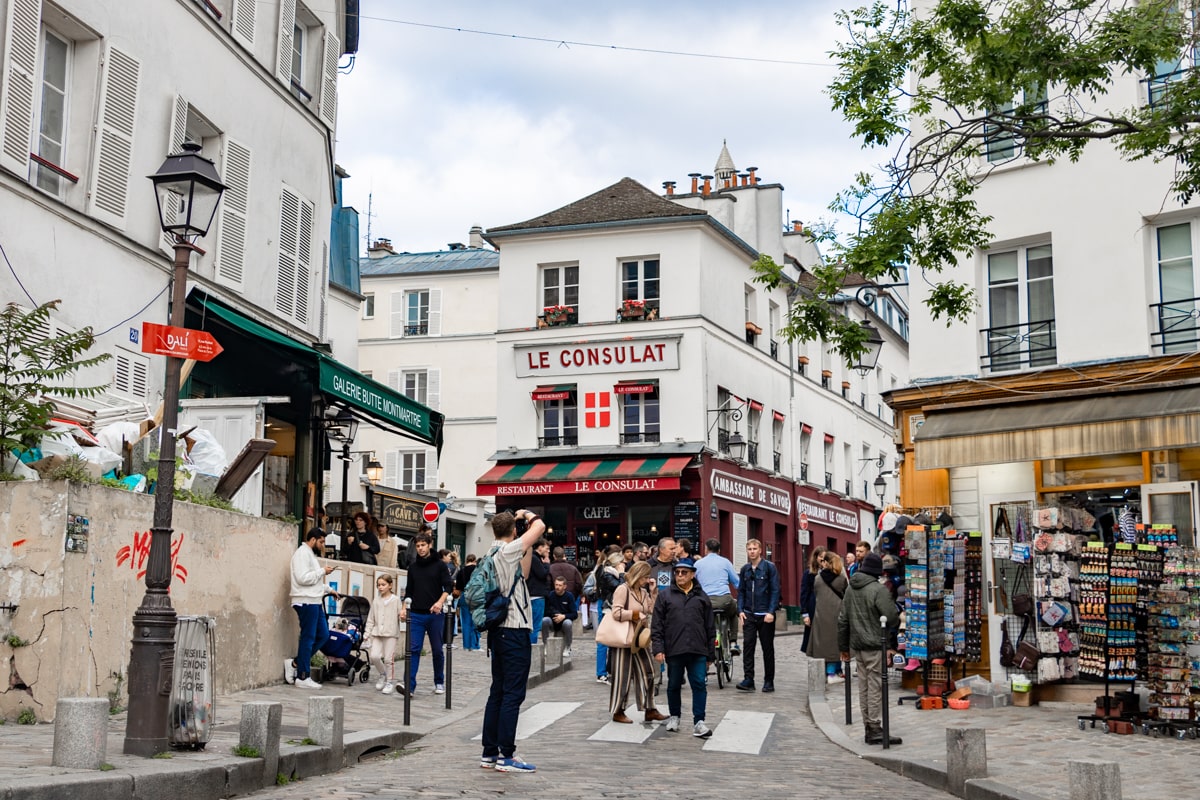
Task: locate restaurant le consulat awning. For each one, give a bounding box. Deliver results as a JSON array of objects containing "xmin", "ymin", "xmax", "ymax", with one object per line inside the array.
[{"xmin": 476, "ymin": 455, "xmax": 693, "ymax": 496}]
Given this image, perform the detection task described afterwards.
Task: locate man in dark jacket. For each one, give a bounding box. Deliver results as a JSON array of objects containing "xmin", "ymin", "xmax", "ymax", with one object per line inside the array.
[
  {"xmin": 736, "ymin": 539, "xmax": 781, "ymax": 693},
  {"xmin": 838, "ymin": 552, "xmax": 901, "ymax": 746},
  {"xmin": 651, "ymin": 557, "xmax": 716, "ymax": 738},
  {"xmin": 540, "ymin": 576, "xmax": 578, "ymax": 655},
  {"xmin": 401, "ymin": 531, "xmax": 454, "ymax": 695}
]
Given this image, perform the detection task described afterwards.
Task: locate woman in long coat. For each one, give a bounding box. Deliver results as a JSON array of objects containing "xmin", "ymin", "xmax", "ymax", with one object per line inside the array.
[
  {"xmin": 799, "ymin": 546, "xmax": 827, "ymax": 654},
  {"xmin": 805, "ymin": 551, "xmax": 847, "ymax": 683}
]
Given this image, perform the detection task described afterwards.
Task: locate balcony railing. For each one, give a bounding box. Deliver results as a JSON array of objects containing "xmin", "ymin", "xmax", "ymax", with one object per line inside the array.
[
  {"xmin": 620, "ymin": 431, "xmax": 661, "ymax": 444},
  {"xmin": 769, "ymin": 339, "xmax": 779, "ymax": 360},
  {"xmin": 980, "ymin": 319, "xmax": 1057, "ymax": 372},
  {"xmin": 824, "ymin": 471, "xmax": 833, "ymax": 490},
  {"xmin": 405, "ymin": 322, "xmax": 429, "ymax": 336},
  {"xmin": 773, "ymin": 451, "xmax": 782, "ymax": 472},
  {"xmin": 747, "ymin": 442, "xmax": 759, "ymax": 466},
  {"xmin": 799, "ymin": 463, "xmax": 808, "ymax": 482},
  {"xmin": 717, "ymin": 427, "xmax": 731, "ymax": 454},
  {"xmin": 844, "ymin": 479, "xmax": 851, "ymax": 496},
  {"xmin": 1146, "ymin": 67, "xmax": 1188, "ymax": 108},
  {"xmin": 1150, "ymin": 296, "xmax": 1200, "ymax": 354},
  {"xmin": 538, "ymin": 434, "xmax": 578, "ymax": 448}
]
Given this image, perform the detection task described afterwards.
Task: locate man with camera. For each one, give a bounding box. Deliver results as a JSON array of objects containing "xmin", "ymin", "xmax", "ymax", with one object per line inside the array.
[{"xmin": 479, "ymin": 508, "xmax": 545, "ymax": 774}]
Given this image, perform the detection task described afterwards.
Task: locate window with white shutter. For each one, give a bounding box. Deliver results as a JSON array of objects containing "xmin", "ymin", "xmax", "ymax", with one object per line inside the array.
[
  {"xmin": 426, "ymin": 288, "xmax": 442, "ymax": 336},
  {"xmin": 88, "ymin": 45, "xmax": 140, "ymax": 229},
  {"xmin": 274, "ymin": 0, "xmax": 296, "ymax": 85},
  {"xmin": 111, "ymin": 347, "xmax": 149, "ymax": 401},
  {"xmin": 384, "ymin": 450, "xmax": 398, "ymax": 487},
  {"xmin": 426, "ymin": 368, "xmax": 440, "ymax": 411},
  {"xmin": 398, "ymin": 451, "xmax": 426, "ymax": 492},
  {"xmin": 215, "ymin": 138, "xmax": 251, "ymax": 288},
  {"xmin": 275, "ymin": 184, "xmax": 314, "ymax": 324},
  {"xmin": 161, "ymin": 98, "xmax": 222, "ymax": 254},
  {"xmin": 424, "ymin": 448, "xmax": 438, "ymax": 492},
  {"xmin": 231, "ymin": 0, "xmax": 255, "ymax": 46},
  {"xmin": 318, "ymin": 29, "xmax": 338, "ymax": 128},
  {"xmin": 389, "ymin": 292, "xmax": 405, "ymax": 338},
  {"xmin": 0, "ymin": 0, "xmax": 40, "ymax": 178}
]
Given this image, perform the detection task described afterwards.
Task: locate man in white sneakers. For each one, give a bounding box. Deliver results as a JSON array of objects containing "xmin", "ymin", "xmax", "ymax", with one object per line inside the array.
[{"xmin": 290, "ymin": 528, "xmax": 335, "ymax": 689}]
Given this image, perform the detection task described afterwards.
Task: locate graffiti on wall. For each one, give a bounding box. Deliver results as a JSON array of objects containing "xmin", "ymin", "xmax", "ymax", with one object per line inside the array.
[{"xmin": 116, "ymin": 531, "xmax": 189, "ymax": 583}]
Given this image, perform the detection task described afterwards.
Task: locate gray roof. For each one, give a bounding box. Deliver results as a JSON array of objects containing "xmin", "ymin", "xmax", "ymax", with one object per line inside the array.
[
  {"xmin": 486, "ymin": 177, "xmax": 706, "ymax": 235},
  {"xmin": 359, "ymin": 248, "xmax": 499, "ymax": 277}
]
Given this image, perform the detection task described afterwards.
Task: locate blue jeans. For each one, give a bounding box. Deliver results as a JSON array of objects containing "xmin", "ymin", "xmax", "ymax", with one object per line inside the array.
[
  {"xmin": 529, "ymin": 596, "xmax": 546, "ymax": 644},
  {"xmin": 595, "ymin": 607, "xmax": 609, "ymax": 678},
  {"xmin": 481, "ymin": 627, "xmax": 531, "ymax": 759},
  {"xmin": 666, "ymin": 654, "xmax": 708, "ymax": 724},
  {"xmin": 406, "ymin": 612, "xmax": 446, "ymax": 691},
  {"xmin": 460, "ymin": 604, "xmax": 480, "ymax": 650},
  {"xmin": 293, "ymin": 603, "xmax": 328, "ymax": 677}
]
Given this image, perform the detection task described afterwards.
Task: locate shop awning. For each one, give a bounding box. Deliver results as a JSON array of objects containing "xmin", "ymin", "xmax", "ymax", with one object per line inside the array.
[
  {"xmin": 531, "ymin": 385, "xmax": 574, "ymax": 401},
  {"xmin": 913, "ymin": 386, "xmax": 1200, "ymax": 469},
  {"xmin": 748, "ymin": 399, "xmax": 764, "ymax": 412},
  {"xmin": 613, "ymin": 381, "xmax": 657, "ymax": 395},
  {"xmin": 772, "ymin": 410, "xmax": 786, "ymax": 422},
  {"xmin": 476, "ymin": 455, "xmax": 692, "ymax": 496},
  {"xmin": 196, "ymin": 294, "xmax": 443, "ymax": 448}
]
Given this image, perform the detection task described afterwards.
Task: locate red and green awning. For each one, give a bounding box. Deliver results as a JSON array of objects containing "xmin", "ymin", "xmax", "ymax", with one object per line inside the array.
[
  {"xmin": 476, "ymin": 455, "xmax": 692, "ymax": 496},
  {"xmin": 531, "ymin": 384, "xmax": 574, "ymax": 401}
]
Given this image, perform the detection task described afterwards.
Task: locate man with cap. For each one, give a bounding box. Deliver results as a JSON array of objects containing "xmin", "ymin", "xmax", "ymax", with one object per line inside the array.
[
  {"xmin": 838, "ymin": 552, "xmax": 901, "ymax": 746},
  {"xmin": 651, "ymin": 557, "xmax": 716, "ymax": 738}
]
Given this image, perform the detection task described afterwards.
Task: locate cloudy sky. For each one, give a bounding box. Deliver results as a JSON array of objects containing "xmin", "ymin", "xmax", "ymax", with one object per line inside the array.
[{"xmin": 334, "ymin": 1, "xmax": 880, "ymax": 254}]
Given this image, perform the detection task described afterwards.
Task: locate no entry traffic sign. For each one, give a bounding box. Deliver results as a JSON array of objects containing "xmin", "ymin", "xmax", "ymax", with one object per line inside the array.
[{"xmin": 422, "ymin": 501, "xmax": 440, "ymax": 524}]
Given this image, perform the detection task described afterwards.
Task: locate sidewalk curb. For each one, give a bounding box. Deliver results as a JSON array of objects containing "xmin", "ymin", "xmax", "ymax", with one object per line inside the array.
[{"xmin": 806, "ymin": 686, "xmax": 1049, "ymax": 800}]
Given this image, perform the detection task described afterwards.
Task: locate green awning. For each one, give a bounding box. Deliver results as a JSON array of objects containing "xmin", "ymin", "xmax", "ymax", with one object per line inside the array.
[{"xmin": 195, "ymin": 294, "xmax": 443, "ymax": 449}]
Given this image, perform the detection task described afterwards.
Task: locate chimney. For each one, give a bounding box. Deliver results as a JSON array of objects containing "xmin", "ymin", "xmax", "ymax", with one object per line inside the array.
[
  {"xmin": 702, "ymin": 175, "xmax": 713, "ymax": 197},
  {"xmin": 469, "ymin": 225, "xmax": 485, "ymax": 248},
  {"xmin": 739, "ymin": 172, "xmax": 749, "ymax": 187},
  {"xmin": 688, "ymin": 173, "xmax": 701, "ymax": 193},
  {"xmin": 662, "ymin": 181, "xmax": 676, "ymax": 196},
  {"xmin": 367, "ymin": 237, "xmax": 395, "ymax": 259},
  {"xmin": 747, "ymin": 167, "xmax": 759, "ymax": 185},
  {"xmin": 448, "ymin": 242, "xmax": 465, "ymax": 251},
  {"xmin": 792, "ymin": 220, "xmax": 803, "ymax": 232}
]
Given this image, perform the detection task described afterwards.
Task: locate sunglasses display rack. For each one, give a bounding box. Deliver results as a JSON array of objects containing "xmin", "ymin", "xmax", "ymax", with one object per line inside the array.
[
  {"xmin": 1144, "ymin": 577, "xmax": 1197, "ymax": 738},
  {"xmin": 963, "ymin": 533, "xmax": 983, "ymax": 661}
]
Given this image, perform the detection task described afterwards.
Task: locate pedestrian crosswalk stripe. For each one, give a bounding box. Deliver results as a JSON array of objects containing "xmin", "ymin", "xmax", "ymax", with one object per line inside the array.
[
  {"xmin": 587, "ymin": 705, "xmax": 661, "ymax": 744},
  {"xmin": 472, "ymin": 701, "xmax": 581, "ymax": 741},
  {"xmin": 702, "ymin": 710, "xmax": 774, "ymax": 754}
]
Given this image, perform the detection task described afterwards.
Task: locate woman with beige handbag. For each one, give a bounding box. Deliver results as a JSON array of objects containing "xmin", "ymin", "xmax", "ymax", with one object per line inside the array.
[{"xmin": 605, "ymin": 561, "xmax": 667, "ymax": 724}]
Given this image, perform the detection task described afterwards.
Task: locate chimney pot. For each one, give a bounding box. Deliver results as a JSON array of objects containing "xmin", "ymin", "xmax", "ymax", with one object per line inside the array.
[
  {"xmin": 469, "ymin": 225, "xmax": 485, "ymax": 249},
  {"xmin": 688, "ymin": 173, "xmax": 701, "ymax": 194},
  {"xmin": 747, "ymin": 167, "xmax": 759, "ymax": 185},
  {"xmin": 739, "ymin": 172, "xmax": 749, "ymax": 187},
  {"xmin": 662, "ymin": 181, "xmax": 676, "ymax": 197},
  {"xmin": 702, "ymin": 175, "xmax": 712, "ymax": 197}
]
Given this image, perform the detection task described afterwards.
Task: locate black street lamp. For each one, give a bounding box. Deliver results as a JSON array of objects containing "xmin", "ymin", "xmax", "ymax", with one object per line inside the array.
[
  {"xmin": 851, "ymin": 320, "xmax": 885, "ymax": 376},
  {"xmin": 874, "ymin": 473, "xmax": 888, "ymax": 508},
  {"xmin": 125, "ymin": 143, "xmax": 225, "ymax": 756}
]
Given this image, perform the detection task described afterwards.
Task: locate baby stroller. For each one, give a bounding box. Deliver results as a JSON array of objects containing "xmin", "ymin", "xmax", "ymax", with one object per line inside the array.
[{"xmin": 321, "ymin": 595, "xmax": 371, "ymax": 686}]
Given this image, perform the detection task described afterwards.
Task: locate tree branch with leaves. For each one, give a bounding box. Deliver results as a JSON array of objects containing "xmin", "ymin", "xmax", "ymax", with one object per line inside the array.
[{"xmin": 760, "ymin": 0, "xmax": 1194, "ymax": 358}]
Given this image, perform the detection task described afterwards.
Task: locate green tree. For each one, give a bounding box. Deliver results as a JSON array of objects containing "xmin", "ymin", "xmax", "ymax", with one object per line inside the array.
[
  {"xmin": 0, "ymin": 301, "xmax": 110, "ymax": 470},
  {"xmin": 759, "ymin": 0, "xmax": 1193, "ymax": 358}
]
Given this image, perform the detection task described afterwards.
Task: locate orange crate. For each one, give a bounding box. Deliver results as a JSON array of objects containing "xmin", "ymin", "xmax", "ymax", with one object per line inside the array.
[{"xmin": 919, "ymin": 696, "xmax": 944, "ymax": 710}]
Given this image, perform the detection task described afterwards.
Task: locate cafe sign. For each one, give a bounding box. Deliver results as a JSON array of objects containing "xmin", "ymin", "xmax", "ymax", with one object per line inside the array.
[
  {"xmin": 709, "ymin": 470, "xmax": 792, "ymax": 516},
  {"xmin": 515, "ymin": 335, "xmax": 681, "ymax": 378},
  {"xmin": 371, "ymin": 492, "xmax": 427, "ymax": 533},
  {"xmin": 795, "ymin": 496, "xmax": 860, "ymax": 534}
]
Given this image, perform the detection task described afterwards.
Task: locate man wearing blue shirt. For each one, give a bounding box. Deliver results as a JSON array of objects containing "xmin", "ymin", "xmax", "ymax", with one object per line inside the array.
[
  {"xmin": 736, "ymin": 539, "xmax": 780, "ymax": 693},
  {"xmin": 694, "ymin": 538, "xmax": 739, "ymax": 654}
]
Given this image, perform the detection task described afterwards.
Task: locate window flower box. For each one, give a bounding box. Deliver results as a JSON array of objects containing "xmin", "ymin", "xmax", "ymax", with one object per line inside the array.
[
  {"xmin": 540, "ymin": 305, "xmax": 575, "ymax": 327},
  {"xmin": 618, "ymin": 299, "xmax": 646, "ymax": 320},
  {"xmin": 745, "ymin": 322, "xmax": 763, "ymax": 335}
]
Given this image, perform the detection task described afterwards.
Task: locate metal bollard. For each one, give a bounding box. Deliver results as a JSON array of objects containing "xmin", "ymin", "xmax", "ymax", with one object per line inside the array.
[
  {"xmin": 845, "ymin": 653, "xmax": 853, "ymax": 724},
  {"xmin": 444, "ymin": 603, "xmax": 454, "ymax": 710},
  {"xmin": 403, "ymin": 597, "xmax": 412, "ymax": 726},
  {"xmin": 880, "ymin": 615, "xmax": 891, "ymax": 750}
]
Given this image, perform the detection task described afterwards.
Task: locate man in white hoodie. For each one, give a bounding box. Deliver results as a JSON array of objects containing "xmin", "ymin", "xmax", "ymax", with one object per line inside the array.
[{"xmin": 290, "ymin": 529, "xmax": 335, "ymax": 689}]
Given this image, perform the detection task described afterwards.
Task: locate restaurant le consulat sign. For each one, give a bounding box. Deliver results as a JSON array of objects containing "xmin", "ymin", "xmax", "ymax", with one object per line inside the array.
[
  {"xmin": 795, "ymin": 496, "xmax": 860, "ymax": 534},
  {"xmin": 515, "ymin": 335, "xmax": 682, "ymax": 377}
]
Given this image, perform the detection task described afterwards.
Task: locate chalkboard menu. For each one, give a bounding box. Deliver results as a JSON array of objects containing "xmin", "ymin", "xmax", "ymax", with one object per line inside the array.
[
  {"xmin": 563, "ymin": 546, "xmax": 577, "ymax": 564},
  {"xmin": 575, "ymin": 531, "xmax": 595, "ymax": 570},
  {"xmin": 673, "ymin": 501, "xmax": 701, "ymax": 548}
]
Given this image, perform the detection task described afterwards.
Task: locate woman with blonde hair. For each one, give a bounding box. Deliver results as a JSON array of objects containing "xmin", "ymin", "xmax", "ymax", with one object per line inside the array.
[
  {"xmin": 607, "ymin": 560, "xmax": 667, "ymax": 723},
  {"xmin": 806, "ymin": 550, "xmax": 848, "ymax": 683},
  {"xmin": 799, "ymin": 546, "xmax": 827, "ymax": 653}
]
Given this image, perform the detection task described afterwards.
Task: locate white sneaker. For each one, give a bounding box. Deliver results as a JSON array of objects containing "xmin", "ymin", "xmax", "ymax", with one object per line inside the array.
[
  {"xmin": 563, "ymin": 648, "xmax": 572, "ymax": 658},
  {"xmin": 434, "ymin": 684, "xmax": 445, "ymax": 694},
  {"xmin": 664, "ymin": 716, "xmax": 680, "ymax": 732},
  {"xmin": 827, "ymin": 675, "xmax": 844, "ymax": 684},
  {"xmin": 284, "ymin": 659, "xmax": 296, "ymax": 685},
  {"xmin": 375, "ymin": 676, "xmax": 386, "ymax": 691},
  {"xmin": 296, "ymin": 677, "xmax": 322, "ymax": 689},
  {"xmin": 382, "ymin": 682, "xmax": 395, "ymax": 695},
  {"xmin": 693, "ymin": 720, "xmax": 713, "ymax": 738}
]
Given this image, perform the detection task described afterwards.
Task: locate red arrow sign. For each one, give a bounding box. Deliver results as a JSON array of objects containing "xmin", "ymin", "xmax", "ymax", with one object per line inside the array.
[
  {"xmin": 141, "ymin": 322, "xmax": 223, "ymax": 362},
  {"xmin": 422, "ymin": 502, "xmax": 441, "ymax": 524}
]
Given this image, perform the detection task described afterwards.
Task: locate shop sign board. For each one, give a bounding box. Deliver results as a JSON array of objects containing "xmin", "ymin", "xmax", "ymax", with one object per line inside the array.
[
  {"xmin": 795, "ymin": 496, "xmax": 860, "ymax": 534},
  {"xmin": 489, "ymin": 477, "xmax": 678, "ymax": 495},
  {"xmin": 672, "ymin": 500, "xmax": 701, "ymax": 545},
  {"xmin": 578, "ymin": 505, "xmax": 618, "ymax": 520},
  {"xmin": 371, "ymin": 491, "xmax": 427, "ymax": 533},
  {"xmin": 141, "ymin": 322, "xmax": 223, "ymax": 361},
  {"xmin": 515, "ymin": 336, "xmax": 681, "ymax": 377},
  {"xmin": 709, "ymin": 469, "xmax": 792, "ymax": 516}
]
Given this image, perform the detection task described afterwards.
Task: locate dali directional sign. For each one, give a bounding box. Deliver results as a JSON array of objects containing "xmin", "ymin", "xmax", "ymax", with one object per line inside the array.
[{"xmin": 141, "ymin": 322, "xmax": 223, "ymax": 362}]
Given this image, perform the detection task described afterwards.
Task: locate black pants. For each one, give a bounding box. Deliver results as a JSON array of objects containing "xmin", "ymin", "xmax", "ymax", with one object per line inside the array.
[{"xmin": 741, "ymin": 614, "xmax": 775, "ymax": 684}]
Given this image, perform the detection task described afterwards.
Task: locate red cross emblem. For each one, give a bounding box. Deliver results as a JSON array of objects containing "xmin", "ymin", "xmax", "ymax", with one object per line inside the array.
[{"xmin": 585, "ymin": 392, "xmax": 611, "ymax": 427}]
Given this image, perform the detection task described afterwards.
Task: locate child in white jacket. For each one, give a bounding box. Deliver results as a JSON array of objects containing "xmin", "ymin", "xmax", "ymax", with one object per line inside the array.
[{"xmin": 364, "ymin": 574, "xmax": 406, "ymax": 695}]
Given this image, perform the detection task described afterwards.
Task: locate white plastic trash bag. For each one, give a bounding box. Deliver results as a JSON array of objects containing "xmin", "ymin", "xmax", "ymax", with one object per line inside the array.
[
  {"xmin": 95, "ymin": 421, "xmax": 142, "ymax": 456},
  {"xmin": 77, "ymin": 445, "xmax": 122, "ymax": 475},
  {"xmin": 185, "ymin": 428, "xmax": 227, "ymax": 477}
]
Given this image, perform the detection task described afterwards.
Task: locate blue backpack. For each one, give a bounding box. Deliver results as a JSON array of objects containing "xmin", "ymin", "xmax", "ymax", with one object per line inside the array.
[{"xmin": 463, "ymin": 546, "xmax": 526, "ymax": 631}]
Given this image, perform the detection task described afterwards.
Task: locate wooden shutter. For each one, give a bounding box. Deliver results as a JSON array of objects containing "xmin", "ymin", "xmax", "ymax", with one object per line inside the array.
[
  {"xmin": 318, "ymin": 29, "xmax": 339, "ymax": 128},
  {"xmin": 231, "ymin": 0, "xmax": 256, "ymax": 46},
  {"xmin": 113, "ymin": 349, "xmax": 149, "ymax": 400},
  {"xmin": 160, "ymin": 95, "xmax": 189, "ymax": 254},
  {"xmin": 0, "ymin": 0, "xmax": 39, "ymax": 177},
  {"xmin": 295, "ymin": 195, "xmax": 313, "ymax": 324},
  {"xmin": 275, "ymin": 186, "xmax": 300, "ymax": 318},
  {"xmin": 384, "ymin": 450, "xmax": 397, "ymax": 487},
  {"xmin": 89, "ymin": 46, "xmax": 141, "ymax": 229},
  {"xmin": 386, "ymin": 369, "xmax": 400, "ymax": 391},
  {"xmin": 427, "ymin": 288, "xmax": 442, "ymax": 336},
  {"xmin": 214, "ymin": 138, "xmax": 251, "ymax": 288},
  {"xmin": 426, "ymin": 368, "xmax": 440, "ymax": 411},
  {"xmin": 424, "ymin": 449, "xmax": 438, "ymax": 492},
  {"xmin": 275, "ymin": 0, "xmax": 296, "ymax": 84},
  {"xmin": 389, "ymin": 292, "xmax": 405, "ymax": 338}
]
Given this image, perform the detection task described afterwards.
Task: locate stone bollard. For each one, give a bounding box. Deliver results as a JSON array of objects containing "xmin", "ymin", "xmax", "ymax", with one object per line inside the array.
[
  {"xmin": 807, "ymin": 659, "xmax": 827, "ymax": 695},
  {"xmin": 946, "ymin": 727, "xmax": 987, "ymax": 795},
  {"xmin": 532, "ymin": 642, "xmax": 545, "ymax": 676},
  {"xmin": 239, "ymin": 701, "xmax": 282, "ymax": 787},
  {"xmin": 52, "ymin": 698, "xmax": 109, "ymax": 769},
  {"xmin": 544, "ymin": 636, "xmax": 564, "ymax": 668},
  {"xmin": 308, "ymin": 696, "xmax": 344, "ymax": 768},
  {"xmin": 1069, "ymin": 760, "xmax": 1121, "ymax": 800}
]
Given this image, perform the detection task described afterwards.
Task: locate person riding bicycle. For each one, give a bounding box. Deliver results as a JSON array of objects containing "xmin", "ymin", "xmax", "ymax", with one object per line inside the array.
[{"xmin": 694, "ymin": 538, "xmax": 739, "ymax": 655}]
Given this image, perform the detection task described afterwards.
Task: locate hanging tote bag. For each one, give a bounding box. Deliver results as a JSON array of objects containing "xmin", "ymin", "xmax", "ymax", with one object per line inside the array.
[{"xmin": 595, "ymin": 585, "xmax": 635, "ymax": 647}]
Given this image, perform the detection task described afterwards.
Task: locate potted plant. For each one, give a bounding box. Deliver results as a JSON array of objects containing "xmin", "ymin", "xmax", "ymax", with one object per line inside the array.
[
  {"xmin": 542, "ymin": 305, "xmax": 574, "ymax": 326},
  {"xmin": 309, "ymin": 652, "xmax": 326, "ymax": 683},
  {"xmin": 618, "ymin": 299, "xmax": 646, "ymax": 320}
]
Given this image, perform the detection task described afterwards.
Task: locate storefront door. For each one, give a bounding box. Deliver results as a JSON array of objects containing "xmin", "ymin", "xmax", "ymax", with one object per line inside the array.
[
  {"xmin": 984, "ymin": 493, "xmax": 1034, "ymax": 679},
  {"xmin": 1142, "ymin": 481, "xmax": 1199, "ymax": 546}
]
